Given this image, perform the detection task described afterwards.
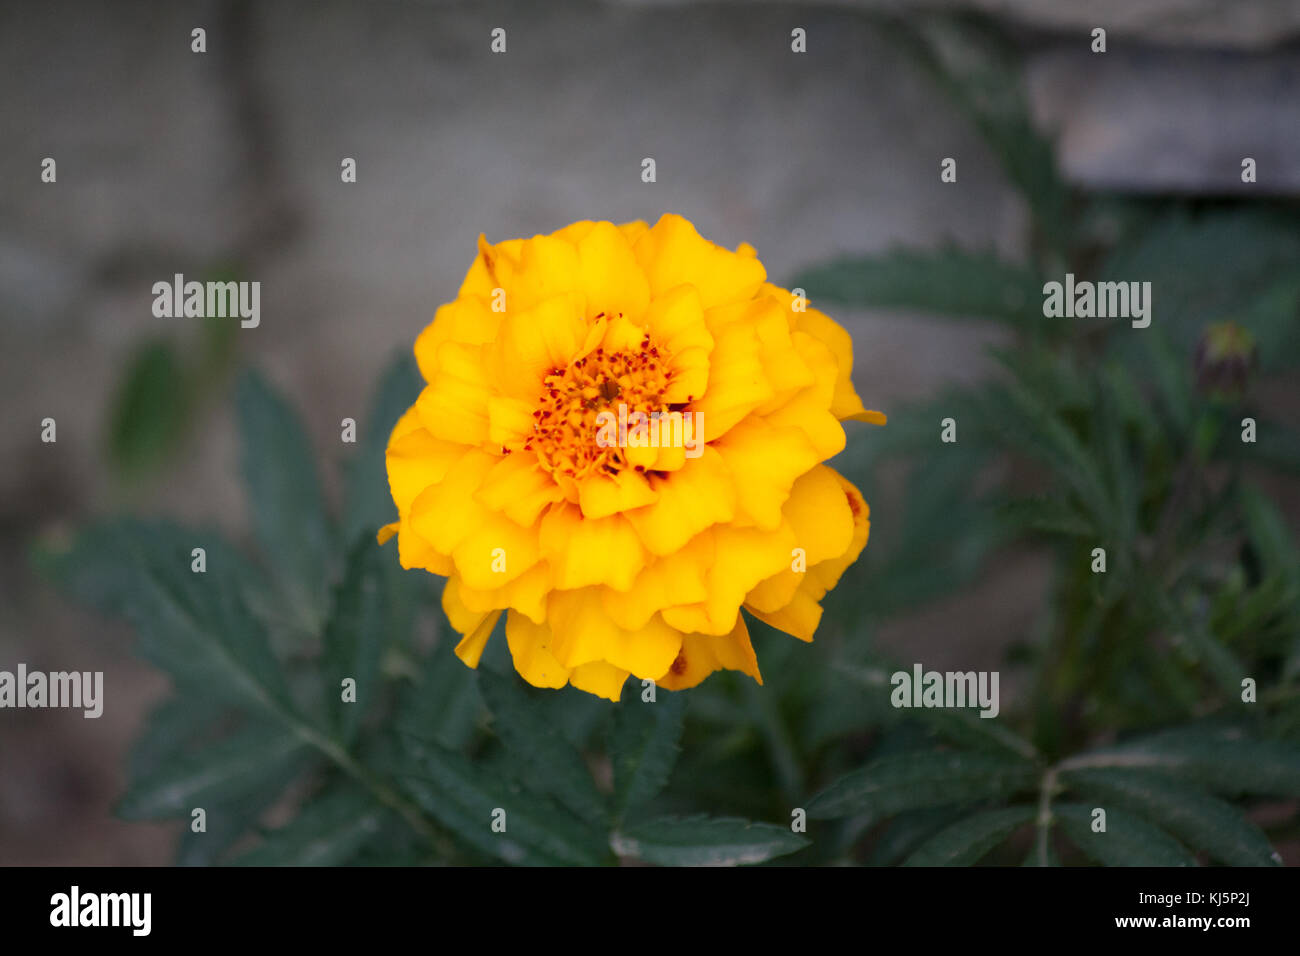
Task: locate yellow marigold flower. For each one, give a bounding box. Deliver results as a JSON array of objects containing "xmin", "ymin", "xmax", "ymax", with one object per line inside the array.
[{"xmin": 379, "ymin": 214, "xmax": 884, "ymax": 700}]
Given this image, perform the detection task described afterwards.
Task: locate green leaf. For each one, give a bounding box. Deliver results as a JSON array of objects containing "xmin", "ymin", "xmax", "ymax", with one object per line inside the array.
[
  {"xmin": 846, "ymin": 434, "xmax": 1003, "ymax": 616},
  {"xmin": 343, "ymin": 351, "xmax": 423, "ymax": 546},
  {"xmin": 233, "ymin": 788, "xmax": 386, "ymax": 866},
  {"xmin": 1022, "ymin": 837, "xmax": 1061, "ymax": 867},
  {"xmin": 987, "ymin": 371, "xmax": 1112, "ymax": 528},
  {"xmin": 791, "ymin": 246, "xmax": 1041, "ymax": 326},
  {"xmin": 866, "ymin": 806, "xmax": 972, "ymax": 865},
  {"xmin": 1053, "ymin": 803, "xmax": 1196, "ymax": 867},
  {"xmin": 38, "ymin": 519, "xmax": 293, "ymax": 716},
  {"xmin": 608, "ymin": 688, "xmax": 686, "ymax": 823},
  {"xmin": 117, "ymin": 724, "xmax": 307, "ymax": 820},
  {"xmin": 807, "ymin": 751, "xmax": 1037, "ymax": 820},
  {"xmin": 1072, "ymin": 725, "xmax": 1300, "ymax": 798},
  {"xmin": 1176, "ymin": 599, "xmax": 1251, "ymax": 700},
  {"xmin": 1242, "ymin": 484, "xmax": 1300, "ymax": 588},
  {"xmin": 612, "ymin": 815, "xmax": 807, "ymax": 867},
  {"xmin": 833, "ymin": 662, "xmax": 1037, "ymax": 760},
  {"xmin": 902, "ymin": 806, "xmax": 1036, "ymax": 866},
  {"xmin": 1102, "ymin": 210, "xmax": 1300, "ymax": 366},
  {"xmin": 395, "ymin": 626, "xmax": 484, "ymax": 752},
  {"xmin": 128, "ymin": 698, "xmax": 302, "ymax": 867},
  {"xmin": 175, "ymin": 769, "xmax": 306, "ymax": 867},
  {"xmin": 885, "ymin": 14, "xmax": 1070, "ymax": 250},
  {"xmin": 321, "ymin": 541, "xmax": 393, "ymax": 746},
  {"xmin": 913, "ymin": 708, "xmax": 1039, "ymax": 762},
  {"xmin": 396, "ymin": 734, "xmax": 607, "ymax": 866},
  {"xmin": 1094, "ymin": 380, "xmax": 1139, "ymax": 544},
  {"xmin": 128, "ymin": 694, "xmax": 229, "ymax": 781},
  {"xmin": 122, "ymin": 691, "xmax": 295, "ymax": 866},
  {"xmin": 236, "ymin": 368, "xmax": 332, "ymax": 623},
  {"xmin": 1061, "ymin": 768, "xmax": 1280, "ymax": 866},
  {"xmin": 479, "ymin": 670, "xmax": 607, "ymax": 822},
  {"xmin": 997, "ymin": 496, "xmax": 1094, "ymax": 538},
  {"xmin": 394, "ymin": 594, "xmax": 485, "ymax": 751},
  {"xmin": 106, "ymin": 339, "xmax": 192, "ymax": 478}
]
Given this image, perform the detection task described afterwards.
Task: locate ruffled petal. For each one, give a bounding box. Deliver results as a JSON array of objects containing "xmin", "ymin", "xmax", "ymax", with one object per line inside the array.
[
  {"xmin": 505, "ymin": 610, "xmax": 571, "ymax": 689},
  {"xmin": 656, "ymin": 614, "xmax": 761, "ymax": 691},
  {"xmin": 634, "ymin": 214, "xmax": 766, "ymax": 309},
  {"xmin": 569, "ymin": 660, "xmax": 630, "ymax": 701}
]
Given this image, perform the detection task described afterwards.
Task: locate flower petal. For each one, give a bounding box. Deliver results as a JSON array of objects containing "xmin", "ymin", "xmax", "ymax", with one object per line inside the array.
[
  {"xmin": 623, "ymin": 446, "xmax": 736, "ymax": 555},
  {"xmin": 635, "ymin": 214, "xmax": 766, "ymax": 309},
  {"xmin": 386, "ymin": 408, "xmax": 467, "ymax": 515},
  {"xmin": 712, "ymin": 417, "xmax": 819, "ymax": 530},
  {"xmin": 601, "ymin": 530, "xmax": 714, "ymax": 631},
  {"xmin": 539, "ymin": 503, "xmax": 646, "ymax": 591},
  {"xmin": 569, "ymin": 660, "xmax": 630, "ymax": 701},
  {"xmin": 577, "ymin": 468, "xmax": 659, "ymax": 520},
  {"xmin": 656, "ymin": 614, "xmax": 761, "ymax": 691},
  {"xmin": 415, "ymin": 342, "xmax": 493, "ymax": 446},
  {"xmin": 475, "ymin": 451, "xmax": 565, "ymax": 527},
  {"xmin": 548, "ymin": 588, "xmax": 682, "ymax": 677},
  {"xmin": 577, "ymin": 221, "xmax": 650, "ymax": 323},
  {"xmin": 505, "ymin": 611, "xmax": 571, "ymax": 689}
]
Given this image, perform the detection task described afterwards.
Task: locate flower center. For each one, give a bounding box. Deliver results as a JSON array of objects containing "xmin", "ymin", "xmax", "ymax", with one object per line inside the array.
[{"xmin": 527, "ymin": 332, "xmax": 670, "ymax": 479}]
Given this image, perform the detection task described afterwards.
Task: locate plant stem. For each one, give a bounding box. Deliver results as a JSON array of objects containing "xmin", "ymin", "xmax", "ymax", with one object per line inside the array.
[
  {"xmin": 283, "ymin": 711, "xmax": 458, "ymax": 859},
  {"xmin": 1034, "ymin": 767, "xmax": 1058, "ymax": 866}
]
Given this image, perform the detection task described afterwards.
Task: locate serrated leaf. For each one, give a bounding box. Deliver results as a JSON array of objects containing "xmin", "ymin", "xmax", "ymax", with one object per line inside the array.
[
  {"xmin": 903, "ymin": 806, "xmax": 1036, "ymax": 866},
  {"xmin": 39, "ymin": 520, "xmax": 293, "ymax": 716},
  {"xmin": 343, "ymin": 351, "xmax": 423, "ymax": 546},
  {"xmin": 792, "ymin": 246, "xmax": 1041, "ymax": 325},
  {"xmin": 612, "ymin": 815, "xmax": 807, "ymax": 867},
  {"xmin": 1061, "ymin": 768, "xmax": 1280, "ymax": 866},
  {"xmin": 1075, "ymin": 725, "xmax": 1300, "ymax": 798},
  {"xmin": 396, "ymin": 734, "xmax": 606, "ymax": 866},
  {"xmin": 807, "ymin": 751, "xmax": 1037, "ymax": 820},
  {"xmin": 126, "ymin": 696, "xmax": 295, "ymax": 866},
  {"xmin": 236, "ymin": 368, "xmax": 332, "ymax": 624},
  {"xmin": 176, "ymin": 769, "xmax": 306, "ymax": 867},
  {"xmin": 989, "ymin": 374, "xmax": 1112, "ymax": 527},
  {"xmin": 118, "ymin": 724, "xmax": 307, "ymax": 821},
  {"xmin": 128, "ymin": 694, "xmax": 229, "ymax": 781},
  {"xmin": 1054, "ymin": 803, "xmax": 1196, "ymax": 867},
  {"xmin": 395, "ymin": 625, "xmax": 484, "ymax": 751},
  {"xmin": 479, "ymin": 670, "xmax": 606, "ymax": 822},
  {"xmin": 913, "ymin": 708, "xmax": 1039, "ymax": 762},
  {"xmin": 609, "ymin": 688, "xmax": 686, "ymax": 823},
  {"xmin": 233, "ymin": 788, "xmax": 385, "ymax": 866},
  {"xmin": 867, "ymin": 806, "xmax": 973, "ymax": 865},
  {"xmin": 322, "ymin": 541, "xmax": 392, "ymax": 745}
]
